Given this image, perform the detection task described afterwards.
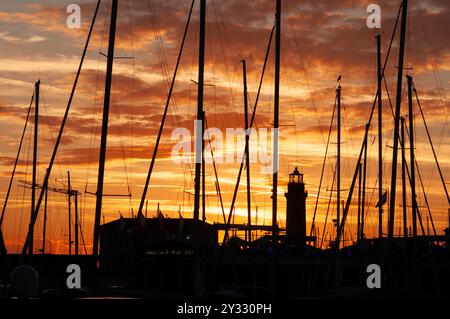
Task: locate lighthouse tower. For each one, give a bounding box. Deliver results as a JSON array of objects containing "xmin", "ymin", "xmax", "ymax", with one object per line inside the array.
[{"xmin": 285, "ymin": 167, "xmax": 308, "ymax": 246}]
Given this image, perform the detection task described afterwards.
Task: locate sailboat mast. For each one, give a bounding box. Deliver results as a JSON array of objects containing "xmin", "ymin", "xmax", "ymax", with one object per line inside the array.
[
  {"xmin": 30, "ymin": 79, "xmax": 40, "ymax": 255},
  {"xmin": 242, "ymin": 60, "xmax": 251, "ymax": 242},
  {"xmin": 361, "ymin": 123, "xmax": 368, "ymax": 239},
  {"xmin": 67, "ymin": 171, "xmax": 72, "ymax": 255},
  {"xmin": 194, "ymin": 0, "xmax": 206, "ymax": 222},
  {"xmin": 74, "ymin": 191, "xmax": 79, "ymax": 256},
  {"xmin": 376, "ymin": 34, "xmax": 383, "ymax": 239},
  {"xmin": 407, "ymin": 75, "xmax": 418, "ymax": 237},
  {"xmin": 202, "ymin": 111, "xmax": 206, "ymax": 222},
  {"xmin": 336, "ymin": 85, "xmax": 341, "ymax": 234},
  {"xmin": 357, "ymin": 162, "xmax": 362, "ymax": 241},
  {"xmin": 401, "ymin": 117, "xmax": 408, "ymax": 237},
  {"xmin": 42, "ymin": 169, "xmax": 48, "ymax": 254},
  {"xmin": 93, "ymin": 0, "xmax": 118, "ymax": 257},
  {"xmin": 388, "ymin": 0, "xmax": 408, "ymax": 238},
  {"xmin": 272, "ymin": 0, "xmax": 281, "ymax": 237}
]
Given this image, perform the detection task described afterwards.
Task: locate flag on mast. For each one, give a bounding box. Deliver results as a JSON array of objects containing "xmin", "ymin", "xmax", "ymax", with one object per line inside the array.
[{"xmin": 376, "ymin": 191, "xmax": 387, "ymax": 208}]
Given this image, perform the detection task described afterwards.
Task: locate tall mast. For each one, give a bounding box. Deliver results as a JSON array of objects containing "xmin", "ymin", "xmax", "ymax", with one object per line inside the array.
[
  {"xmin": 361, "ymin": 123, "xmax": 368, "ymax": 240},
  {"xmin": 93, "ymin": 0, "xmax": 118, "ymax": 257},
  {"xmin": 407, "ymin": 75, "xmax": 418, "ymax": 237},
  {"xmin": 202, "ymin": 111, "xmax": 206, "ymax": 222},
  {"xmin": 194, "ymin": 0, "xmax": 206, "ymax": 222},
  {"xmin": 357, "ymin": 162, "xmax": 362, "ymax": 241},
  {"xmin": 242, "ymin": 60, "xmax": 251, "ymax": 242},
  {"xmin": 336, "ymin": 84, "xmax": 341, "ymax": 234},
  {"xmin": 0, "ymin": 210, "xmax": 8, "ymax": 280},
  {"xmin": 401, "ymin": 117, "xmax": 408, "ymax": 238},
  {"xmin": 376, "ymin": 34, "xmax": 383, "ymax": 239},
  {"xmin": 67, "ymin": 171, "xmax": 72, "ymax": 255},
  {"xmin": 74, "ymin": 191, "xmax": 79, "ymax": 256},
  {"xmin": 42, "ymin": 169, "xmax": 48, "ymax": 254},
  {"xmin": 0, "ymin": 229, "xmax": 8, "ymax": 276},
  {"xmin": 30, "ymin": 79, "xmax": 40, "ymax": 255},
  {"xmin": 388, "ymin": 0, "xmax": 408, "ymax": 238},
  {"xmin": 272, "ymin": 0, "xmax": 281, "ymax": 237}
]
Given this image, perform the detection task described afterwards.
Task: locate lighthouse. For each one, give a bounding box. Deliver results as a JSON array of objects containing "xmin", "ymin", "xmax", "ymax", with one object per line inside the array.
[{"xmin": 285, "ymin": 167, "xmax": 308, "ymax": 246}]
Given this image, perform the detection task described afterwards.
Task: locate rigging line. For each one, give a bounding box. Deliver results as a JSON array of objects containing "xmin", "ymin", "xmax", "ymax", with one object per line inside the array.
[
  {"xmin": 360, "ymin": 140, "xmax": 392, "ymax": 235},
  {"xmin": 335, "ymin": 1, "xmax": 402, "ymax": 245},
  {"xmin": 147, "ymin": 0, "xmax": 178, "ymax": 147},
  {"xmin": 183, "ymin": 25, "xmax": 198, "ymax": 215},
  {"xmin": 110, "ymin": 79, "xmax": 132, "ymax": 195},
  {"xmin": 20, "ymin": 0, "xmax": 101, "ymax": 258},
  {"xmin": 17, "ymin": 120, "xmax": 33, "ymax": 252},
  {"xmin": 340, "ymin": 94, "xmax": 359, "ymax": 185},
  {"xmin": 147, "ymin": 0, "xmax": 194, "ymax": 189},
  {"xmin": 415, "ymin": 154, "xmax": 438, "ymax": 238},
  {"xmin": 137, "ymin": 0, "xmax": 195, "ymax": 216},
  {"xmin": 85, "ymin": 0, "xmax": 109, "ymax": 192},
  {"xmin": 310, "ymin": 96, "xmax": 336, "ymax": 236},
  {"xmin": 0, "ymin": 93, "xmax": 34, "ymax": 227},
  {"xmin": 383, "ymin": 76, "xmax": 428, "ymax": 236},
  {"xmin": 76, "ymin": 210, "xmax": 88, "ymax": 255},
  {"xmin": 284, "ymin": 0, "xmax": 325, "ymax": 145},
  {"xmin": 417, "ymin": 0, "xmax": 448, "ymax": 122},
  {"xmin": 223, "ymin": 25, "xmax": 275, "ymax": 242},
  {"xmin": 281, "ymin": 51, "xmax": 299, "ymax": 163},
  {"xmin": 414, "ymin": 85, "xmax": 449, "ymax": 204},
  {"xmin": 208, "ymin": 16, "xmax": 218, "ymax": 129},
  {"xmin": 150, "ymin": 0, "xmax": 182, "ymax": 136},
  {"xmin": 126, "ymin": 0, "xmax": 135, "ymax": 208},
  {"xmin": 204, "ymin": 116, "xmax": 226, "ymax": 224},
  {"xmin": 149, "ymin": 0, "xmax": 191, "ymax": 207},
  {"xmin": 212, "ymin": 0, "xmax": 239, "ymax": 120},
  {"xmin": 147, "ymin": 0, "xmax": 170, "ymax": 89},
  {"xmin": 402, "ymin": 147, "xmax": 426, "ymax": 236},
  {"xmin": 40, "ymin": 90, "xmax": 65, "ymax": 196},
  {"xmin": 320, "ymin": 167, "xmax": 336, "ymax": 249}
]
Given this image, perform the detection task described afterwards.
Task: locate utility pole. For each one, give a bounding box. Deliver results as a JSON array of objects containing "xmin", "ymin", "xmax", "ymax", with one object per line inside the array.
[
  {"xmin": 242, "ymin": 60, "xmax": 251, "ymax": 242},
  {"xmin": 272, "ymin": 0, "xmax": 281, "ymax": 238},
  {"xmin": 388, "ymin": 0, "xmax": 408, "ymax": 238},
  {"xmin": 93, "ymin": 0, "xmax": 118, "ymax": 257},
  {"xmin": 376, "ymin": 34, "xmax": 383, "ymax": 239},
  {"xmin": 407, "ymin": 75, "xmax": 417, "ymax": 237}
]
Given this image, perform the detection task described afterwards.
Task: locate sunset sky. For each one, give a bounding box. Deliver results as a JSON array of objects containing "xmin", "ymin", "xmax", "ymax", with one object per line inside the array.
[{"xmin": 0, "ymin": 0, "xmax": 449, "ymax": 254}]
